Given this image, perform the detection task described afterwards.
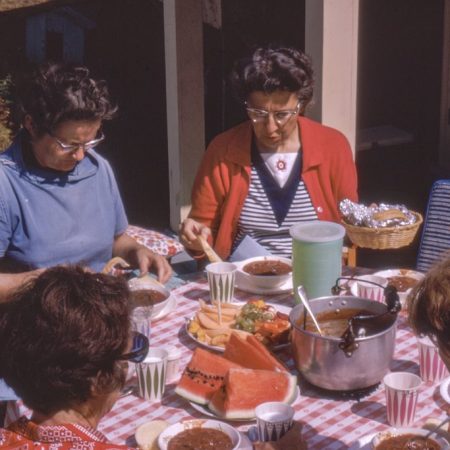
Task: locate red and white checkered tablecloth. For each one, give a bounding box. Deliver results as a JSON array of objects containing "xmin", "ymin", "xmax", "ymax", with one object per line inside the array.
[{"xmin": 6, "ymin": 274, "xmax": 449, "ymax": 450}]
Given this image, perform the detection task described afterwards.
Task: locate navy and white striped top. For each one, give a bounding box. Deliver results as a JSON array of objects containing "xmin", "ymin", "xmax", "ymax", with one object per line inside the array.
[{"xmin": 234, "ymin": 145, "xmax": 317, "ymax": 257}]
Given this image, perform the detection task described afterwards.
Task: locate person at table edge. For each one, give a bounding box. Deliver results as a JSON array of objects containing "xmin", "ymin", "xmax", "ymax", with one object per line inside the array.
[
  {"xmin": 408, "ymin": 256, "xmax": 450, "ymax": 373},
  {"xmin": 0, "ymin": 266, "xmax": 308, "ymax": 450},
  {"xmin": 179, "ymin": 45, "xmax": 358, "ymax": 260},
  {"xmin": 0, "ymin": 266, "xmax": 146, "ymax": 450},
  {"xmin": 0, "ymin": 62, "xmax": 172, "ymax": 301}
]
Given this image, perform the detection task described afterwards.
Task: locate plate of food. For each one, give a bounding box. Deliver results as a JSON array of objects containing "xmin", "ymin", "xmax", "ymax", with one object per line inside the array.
[
  {"xmin": 186, "ymin": 299, "xmax": 291, "ymax": 352},
  {"xmin": 362, "ymin": 268, "xmax": 424, "ymax": 304}
]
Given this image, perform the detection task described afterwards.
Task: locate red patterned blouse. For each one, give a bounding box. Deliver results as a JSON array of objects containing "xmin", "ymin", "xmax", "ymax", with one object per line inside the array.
[{"xmin": 0, "ymin": 417, "xmax": 134, "ymax": 450}]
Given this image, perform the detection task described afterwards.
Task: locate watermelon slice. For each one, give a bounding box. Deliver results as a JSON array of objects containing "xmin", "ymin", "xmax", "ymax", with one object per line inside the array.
[
  {"xmin": 208, "ymin": 367, "xmax": 297, "ymax": 419},
  {"xmin": 175, "ymin": 347, "xmax": 242, "ymax": 404},
  {"xmin": 223, "ymin": 332, "xmax": 288, "ymax": 372}
]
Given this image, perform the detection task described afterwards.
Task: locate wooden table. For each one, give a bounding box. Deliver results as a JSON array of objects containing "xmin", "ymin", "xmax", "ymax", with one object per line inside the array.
[{"xmin": 6, "ymin": 271, "xmax": 449, "ymax": 449}]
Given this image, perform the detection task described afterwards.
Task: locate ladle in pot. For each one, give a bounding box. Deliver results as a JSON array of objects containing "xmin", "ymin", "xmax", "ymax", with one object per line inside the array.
[
  {"xmin": 332, "ymin": 277, "xmax": 401, "ymax": 356},
  {"xmin": 297, "ymin": 286, "xmax": 323, "ymax": 336}
]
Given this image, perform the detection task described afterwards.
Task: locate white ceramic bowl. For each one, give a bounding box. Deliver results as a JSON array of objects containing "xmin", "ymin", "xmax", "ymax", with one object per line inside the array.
[
  {"xmin": 372, "ymin": 428, "xmax": 450, "ymax": 449},
  {"xmin": 128, "ymin": 277, "xmax": 171, "ymax": 318},
  {"xmin": 372, "ymin": 269, "xmax": 425, "ymax": 305},
  {"xmin": 158, "ymin": 419, "xmax": 241, "ymax": 450},
  {"xmin": 236, "ymin": 256, "xmax": 292, "ymax": 290}
]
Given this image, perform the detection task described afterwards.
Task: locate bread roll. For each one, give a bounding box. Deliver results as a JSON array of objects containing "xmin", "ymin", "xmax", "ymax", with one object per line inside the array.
[{"xmin": 135, "ymin": 420, "xmax": 169, "ymax": 450}]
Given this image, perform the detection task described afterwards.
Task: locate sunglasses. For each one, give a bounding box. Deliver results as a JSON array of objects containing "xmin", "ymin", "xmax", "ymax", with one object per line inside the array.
[{"xmin": 119, "ymin": 331, "xmax": 149, "ymax": 363}]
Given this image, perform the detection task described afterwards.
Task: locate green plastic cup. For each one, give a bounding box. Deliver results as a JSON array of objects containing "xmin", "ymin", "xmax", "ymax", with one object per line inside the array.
[{"xmin": 290, "ymin": 221, "xmax": 345, "ymax": 302}]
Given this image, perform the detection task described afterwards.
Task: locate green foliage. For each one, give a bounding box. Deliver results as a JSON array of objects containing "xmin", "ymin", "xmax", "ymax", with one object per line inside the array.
[{"xmin": 0, "ymin": 74, "xmax": 13, "ymax": 151}]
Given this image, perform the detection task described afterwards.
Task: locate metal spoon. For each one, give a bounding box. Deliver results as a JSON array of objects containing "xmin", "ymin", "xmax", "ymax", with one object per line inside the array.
[
  {"xmin": 406, "ymin": 416, "xmax": 450, "ymax": 448},
  {"xmin": 297, "ymin": 286, "xmax": 323, "ymax": 336}
]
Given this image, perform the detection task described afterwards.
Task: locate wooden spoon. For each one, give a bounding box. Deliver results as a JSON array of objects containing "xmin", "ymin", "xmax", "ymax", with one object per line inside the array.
[{"xmin": 197, "ymin": 235, "xmax": 222, "ymax": 263}]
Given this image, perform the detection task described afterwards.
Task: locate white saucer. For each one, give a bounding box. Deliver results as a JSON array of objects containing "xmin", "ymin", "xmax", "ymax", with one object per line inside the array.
[
  {"xmin": 235, "ymin": 278, "xmax": 293, "ymax": 295},
  {"xmin": 348, "ymin": 432, "xmax": 377, "ymax": 449},
  {"xmin": 152, "ymin": 294, "xmax": 177, "ymax": 321},
  {"xmin": 440, "ymin": 376, "xmax": 450, "ymax": 404},
  {"xmin": 238, "ymin": 432, "xmax": 253, "ymax": 450}
]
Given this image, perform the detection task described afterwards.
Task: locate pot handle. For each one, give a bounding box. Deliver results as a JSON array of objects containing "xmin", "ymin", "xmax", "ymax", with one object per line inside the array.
[{"xmin": 338, "ymin": 323, "xmax": 359, "ymax": 357}]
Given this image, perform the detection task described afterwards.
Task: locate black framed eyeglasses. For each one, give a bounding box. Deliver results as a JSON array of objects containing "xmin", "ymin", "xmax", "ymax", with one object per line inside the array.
[
  {"xmin": 245, "ymin": 101, "xmax": 301, "ymax": 126},
  {"xmin": 119, "ymin": 331, "xmax": 149, "ymax": 363},
  {"xmin": 47, "ymin": 130, "xmax": 105, "ymax": 153}
]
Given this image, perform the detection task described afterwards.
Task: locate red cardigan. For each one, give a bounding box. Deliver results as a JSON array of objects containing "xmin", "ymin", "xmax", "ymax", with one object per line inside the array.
[{"xmin": 189, "ymin": 116, "xmax": 358, "ymax": 260}]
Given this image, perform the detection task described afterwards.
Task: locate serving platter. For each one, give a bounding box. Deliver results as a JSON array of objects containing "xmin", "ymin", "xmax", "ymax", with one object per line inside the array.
[
  {"xmin": 185, "ymin": 302, "xmax": 292, "ymax": 353},
  {"xmin": 189, "ymin": 386, "xmax": 300, "ymax": 422}
]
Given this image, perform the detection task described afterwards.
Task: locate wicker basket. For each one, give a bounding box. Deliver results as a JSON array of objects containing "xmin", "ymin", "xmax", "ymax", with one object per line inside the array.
[{"xmin": 343, "ymin": 211, "xmax": 423, "ymax": 250}]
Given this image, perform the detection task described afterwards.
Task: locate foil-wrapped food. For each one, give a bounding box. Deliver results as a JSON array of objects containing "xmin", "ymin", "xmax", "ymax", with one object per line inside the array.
[{"xmin": 340, "ymin": 199, "xmax": 418, "ymax": 228}]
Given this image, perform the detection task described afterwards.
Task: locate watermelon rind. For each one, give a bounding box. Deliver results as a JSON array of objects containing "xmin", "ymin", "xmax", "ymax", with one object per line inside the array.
[
  {"xmin": 209, "ymin": 373, "xmax": 298, "ymax": 420},
  {"xmin": 174, "ymin": 384, "xmax": 210, "ymax": 405}
]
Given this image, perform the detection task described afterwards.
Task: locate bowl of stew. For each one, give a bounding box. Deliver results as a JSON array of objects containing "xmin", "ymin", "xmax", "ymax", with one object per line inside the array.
[
  {"xmin": 236, "ymin": 256, "xmax": 292, "ymax": 290},
  {"xmin": 158, "ymin": 419, "xmax": 241, "ymax": 450},
  {"xmin": 372, "ymin": 428, "xmax": 450, "ymax": 449},
  {"xmin": 372, "ymin": 269, "xmax": 425, "ymax": 305},
  {"xmin": 128, "ymin": 277, "xmax": 171, "ymax": 318}
]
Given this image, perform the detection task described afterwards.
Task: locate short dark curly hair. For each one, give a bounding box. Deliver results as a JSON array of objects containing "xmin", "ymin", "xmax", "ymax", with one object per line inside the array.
[
  {"xmin": 0, "ymin": 266, "xmax": 130, "ymax": 415},
  {"xmin": 230, "ymin": 46, "xmax": 314, "ymax": 108},
  {"xmin": 12, "ymin": 62, "xmax": 117, "ymax": 136},
  {"xmin": 408, "ymin": 255, "xmax": 450, "ymax": 357}
]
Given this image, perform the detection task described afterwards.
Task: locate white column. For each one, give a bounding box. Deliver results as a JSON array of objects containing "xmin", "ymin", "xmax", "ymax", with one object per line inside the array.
[
  {"xmin": 305, "ymin": 0, "xmax": 359, "ymax": 155},
  {"xmin": 164, "ymin": 0, "xmax": 205, "ymax": 231}
]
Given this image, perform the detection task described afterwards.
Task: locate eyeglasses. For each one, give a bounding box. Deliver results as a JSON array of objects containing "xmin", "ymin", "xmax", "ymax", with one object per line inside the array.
[
  {"xmin": 47, "ymin": 130, "xmax": 105, "ymax": 153},
  {"xmin": 118, "ymin": 331, "xmax": 149, "ymax": 363},
  {"xmin": 245, "ymin": 101, "xmax": 300, "ymax": 126}
]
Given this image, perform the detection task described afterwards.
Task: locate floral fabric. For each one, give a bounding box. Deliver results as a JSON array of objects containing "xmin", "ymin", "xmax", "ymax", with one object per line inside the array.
[
  {"xmin": 125, "ymin": 225, "xmax": 184, "ymax": 258},
  {"xmin": 0, "ymin": 417, "xmax": 134, "ymax": 450}
]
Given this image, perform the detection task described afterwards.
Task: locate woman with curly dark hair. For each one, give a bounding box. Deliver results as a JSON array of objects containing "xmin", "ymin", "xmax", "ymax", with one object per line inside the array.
[
  {"xmin": 0, "ymin": 266, "xmax": 148, "ymax": 449},
  {"xmin": 0, "ymin": 62, "xmax": 171, "ymax": 301},
  {"xmin": 180, "ymin": 45, "xmax": 358, "ymax": 260},
  {"xmin": 407, "ymin": 256, "xmax": 450, "ymax": 370}
]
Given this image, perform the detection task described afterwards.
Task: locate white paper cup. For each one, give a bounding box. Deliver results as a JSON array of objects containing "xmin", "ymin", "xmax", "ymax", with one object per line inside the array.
[
  {"xmin": 354, "ymin": 275, "xmax": 387, "ymax": 302},
  {"xmin": 255, "ymin": 402, "xmax": 295, "ymax": 442},
  {"xmin": 417, "ymin": 336, "xmax": 449, "ymax": 383},
  {"xmin": 165, "ymin": 346, "xmax": 182, "ymax": 384},
  {"xmin": 384, "ymin": 372, "xmax": 422, "ymax": 428},
  {"xmin": 136, "ymin": 348, "xmax": 168, "ymax": 402},
  {"xmin": 206, "ymin": 262, "xmax": 237, "ymax": 303}
]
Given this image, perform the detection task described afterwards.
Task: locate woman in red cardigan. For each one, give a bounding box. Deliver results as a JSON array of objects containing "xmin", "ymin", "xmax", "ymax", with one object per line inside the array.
[{"xmin": 180, "ymin": 45, "xmax": 358, "ymax": 261}]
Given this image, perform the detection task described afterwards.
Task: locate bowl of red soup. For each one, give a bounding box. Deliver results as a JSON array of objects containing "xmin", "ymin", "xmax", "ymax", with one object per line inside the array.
[
  {"xmin": 236, "ymin": 256, "xmax": 292, "ymax": 290},
  {"xmin": 128, "ymin": 277, "xmax": 171, "ymax": 318},
  {"xmin": 158, "ymin": 419, "xmax": 241, "ymax": 450},
  {"xmin": 372, "ymin": 428, "xmax": 449, "ymax": 449},
  {"xmin": 372, "ymin": 269, "xmax": 424, "ymax": 305}
]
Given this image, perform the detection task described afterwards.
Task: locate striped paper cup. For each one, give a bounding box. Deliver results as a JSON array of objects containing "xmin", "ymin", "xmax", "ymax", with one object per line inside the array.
[
  {"xmin": 417, "ymin": 336, "xmax": 449, "ymax": 383},
  {"xmin": 383, "ymin": 372, "xmax": 422, "ymax": 428}
]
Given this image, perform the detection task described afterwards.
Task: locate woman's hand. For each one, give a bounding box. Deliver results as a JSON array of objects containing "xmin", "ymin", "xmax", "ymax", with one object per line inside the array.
[
  {"xmin": 112, "ymin": 233, "xmax": 172, "ymax": 283},
  {"xmin": 179, "ymin": 218, "xmax": 212, "ymax": 252},
  {"xmin": 253, "ymin": 423, "xmax": 307, "ymax": 450},
  {"xmin": 133, "ymin": 245, "xmax": 172, "ymax": 283}
]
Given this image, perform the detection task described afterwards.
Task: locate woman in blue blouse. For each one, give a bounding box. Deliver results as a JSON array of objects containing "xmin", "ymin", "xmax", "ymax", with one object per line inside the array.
[{"xmin": 0, "ymin": 62, "xmax": 172, "ymax": 301}]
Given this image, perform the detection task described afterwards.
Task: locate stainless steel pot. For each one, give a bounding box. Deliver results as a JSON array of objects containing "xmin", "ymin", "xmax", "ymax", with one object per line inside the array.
[{"xmin": 289, "ymin": 295, "xmax": 397, "ymax": 391}]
